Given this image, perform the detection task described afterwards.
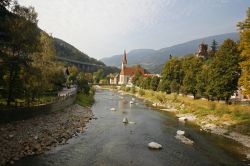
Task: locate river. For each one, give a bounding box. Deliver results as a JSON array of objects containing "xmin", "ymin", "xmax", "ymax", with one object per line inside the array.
[{"xmin": 14, "ymin": 89, "xmax": 249, "ymax": 166}]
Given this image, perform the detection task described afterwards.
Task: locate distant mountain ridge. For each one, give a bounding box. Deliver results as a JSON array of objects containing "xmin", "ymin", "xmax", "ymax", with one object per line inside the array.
[
  {"xmin": 53, "ymin": 38, "xmax": 105, "ymax": 66},
  {"xmin": 101, "ymin": 32, "xmax": 239, "ymax": 73}
]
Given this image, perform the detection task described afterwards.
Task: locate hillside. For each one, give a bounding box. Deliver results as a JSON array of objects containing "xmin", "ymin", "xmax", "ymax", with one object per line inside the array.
[
  {"xmin": 53, "ymin": 38, "xmax": 105, "ymax": 66},
  {"xmin": 101, "ymin": 32, "xmax": 239, "ymax": 73}
]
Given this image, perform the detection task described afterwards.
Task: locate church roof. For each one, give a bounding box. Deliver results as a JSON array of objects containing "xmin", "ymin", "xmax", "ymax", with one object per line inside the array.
[{"xmin": 120, "ymin": 67, "xmax": 144, "ymax": 76}]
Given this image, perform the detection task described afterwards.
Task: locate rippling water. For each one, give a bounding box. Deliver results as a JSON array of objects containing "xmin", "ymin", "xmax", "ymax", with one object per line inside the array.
[{"xmin": 14, "ymin": 89, "xmax": 249, "ymax": 166}]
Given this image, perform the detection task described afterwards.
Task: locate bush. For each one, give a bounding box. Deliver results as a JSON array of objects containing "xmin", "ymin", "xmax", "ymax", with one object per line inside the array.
[
  {"xmin": 120, "ymin": 85, "xmax": 126, "ymax": 91},
  {"xmin": 138, "ymin": 89, "xmax": 145, "ymax": 96},
  {"xmin": 130, "ymin": 86, "xmax": 136, "ymax": 94},
  {"xmin": 125, "ymin": 87, "xmax": 131, "ymax": 92}
]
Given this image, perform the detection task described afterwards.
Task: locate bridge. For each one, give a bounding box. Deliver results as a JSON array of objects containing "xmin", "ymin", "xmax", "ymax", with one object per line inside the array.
[{"xmin": 55, "ymin": 56, "xmax": 104, "ymax": 72}]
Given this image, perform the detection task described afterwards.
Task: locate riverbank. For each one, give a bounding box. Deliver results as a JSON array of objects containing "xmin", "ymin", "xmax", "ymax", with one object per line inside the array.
[
  {"xmin": 99, "ymin": 85, "xmax": 250, "ymax": 160},
  {"xmin": 0, "ymin": 104, "xmax": 94, "ymax": 166}
]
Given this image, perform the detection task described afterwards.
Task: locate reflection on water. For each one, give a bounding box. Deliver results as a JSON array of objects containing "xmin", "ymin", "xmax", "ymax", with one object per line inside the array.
[{"xmin": 14, "ymin": 89, "xmax": 249, "ymax": 166}]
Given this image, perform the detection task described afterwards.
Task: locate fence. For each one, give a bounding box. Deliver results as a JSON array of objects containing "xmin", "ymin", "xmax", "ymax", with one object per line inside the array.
[{"xmin": 0, "ymin": 92, "xmax": 77, "ymax": 123}]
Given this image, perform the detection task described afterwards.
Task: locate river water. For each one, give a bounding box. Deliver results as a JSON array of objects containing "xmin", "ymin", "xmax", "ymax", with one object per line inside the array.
[{"xmin": 14, "ymin": 89, "xmax": 249, "ymax": 166}]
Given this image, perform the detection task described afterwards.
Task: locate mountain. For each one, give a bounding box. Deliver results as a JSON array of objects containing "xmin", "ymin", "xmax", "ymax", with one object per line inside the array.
[
  {"xmin": 53, "ymin": 38, "xmax": 105, "ymax": 66},
  {"xmin": 101, "ymin": 32, "xmax": 240, "ymax": 73}
]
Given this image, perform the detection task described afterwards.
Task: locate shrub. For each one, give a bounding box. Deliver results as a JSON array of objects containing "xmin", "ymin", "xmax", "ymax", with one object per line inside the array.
[
  {"xmin": 125, "ymin": 87, "xmax": 131, "ymax": 92},
  {"xmin": 130, "ymin": 86, "xmax": 136, "ymax": 94},
  {"xmin": 138, "ymin": 89, "xmax": 145, "ymax": 96}
]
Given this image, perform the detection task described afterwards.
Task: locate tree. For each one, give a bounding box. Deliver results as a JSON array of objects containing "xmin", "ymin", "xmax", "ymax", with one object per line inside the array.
[
  {"xmin": 0, "ymin": 3, "xmax": 40, "ymax": 105},
  {"xmin": 93, "ymin": 68, "xmax": 104, "ymax": 83},
  {"xmin": 211, "ymin": 39, "xmax": 218, "ymax": 53},
  {"xmin": 161, "ymin": 58, "xmax": 183, "ymax": 93},
  {"xmin": 0, "ymin": 0, "xmax": 12, "ymax": 10},
  {"xmin": 77, "ymin": 72, "xmax": 90, "ymax": 94},
  {"xmin": 31, "ymin": 32, "xmax": 65, "ymax": 96},
  {"xmin": 237, "ymin": 7, "xmax": 250, "ymax": 96},
  {"xmin": 196, "ymin": 64, "xmax": 210, "ymax": 99},
  {"xmin": 181, "ymin": 56, "xmax": 202, "ymax": 98},
  {"xmin": 132, "ymin": 70, "xmax": 143, "ymax": 86},
  {"xmin": 150, "ymin": 76, "xmax": 160, "ymax": 91},
  {"xmin": 207, "ymin": 39, "xmax": 241, "ymax": 103}
]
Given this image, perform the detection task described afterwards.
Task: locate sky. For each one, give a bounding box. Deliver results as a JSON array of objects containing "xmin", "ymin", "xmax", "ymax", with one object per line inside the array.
[{"xmin": 18, "ymin": 0, "xmax": 250, "ymax": 59}]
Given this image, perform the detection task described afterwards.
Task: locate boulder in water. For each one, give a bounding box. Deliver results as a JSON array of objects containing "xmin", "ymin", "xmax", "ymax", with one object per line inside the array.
[
  {"xmin": 175, "ymin": 135, "xmax": 194, "ymax": 145},
  {"xmin": 110, "ymin": 108, "xmax": 116, "ymax": 111},
  {"xmin": 130, "ymin": 101, "xmax": 134, "ymax": 104},
  {"xmin": 176, "ymin": 130, "xmax": 185, "ymax": 135},
  {"xmin": 178, "ymin": 117, "xmax": 187, "ymax": 122},
  {"xmin": 148, "ymin": 142, "xmax": 162, "ymax": 149},
  {"xmin": 123, "ymin": 117, "xmax": 129, "ymax": 124}
]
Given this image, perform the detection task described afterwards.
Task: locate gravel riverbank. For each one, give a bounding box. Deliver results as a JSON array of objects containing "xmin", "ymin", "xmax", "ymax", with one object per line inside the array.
[{"xmin": 0, "ymin": 104, "xmax": 94, "ymax": 166}]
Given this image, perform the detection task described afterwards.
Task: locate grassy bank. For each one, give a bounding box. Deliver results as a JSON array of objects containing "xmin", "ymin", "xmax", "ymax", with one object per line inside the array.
[
  {"xmin": 102, "ymin": 85, "xmax": 250, "ymax": 135},
  {"xmin": 76, "ymin": 88, "xmax": 95, "ymax": 107}
]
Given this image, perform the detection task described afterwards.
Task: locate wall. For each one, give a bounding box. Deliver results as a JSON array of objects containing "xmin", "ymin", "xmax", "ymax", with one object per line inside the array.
[{"xmin": 0, "ymin": 94, "xmax": 77, "ymax": 123}]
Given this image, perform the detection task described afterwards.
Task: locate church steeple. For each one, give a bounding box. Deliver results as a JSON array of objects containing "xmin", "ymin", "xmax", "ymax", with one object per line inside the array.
[
  {"xmin": 121, "ymin": 49, "xmax": 127, "ymax": 69},
  {"xmin": 122, "ymin": 49, "xmax": 127, "ymax": 65}
]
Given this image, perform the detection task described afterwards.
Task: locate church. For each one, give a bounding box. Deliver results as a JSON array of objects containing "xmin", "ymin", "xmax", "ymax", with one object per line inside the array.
[{"xmin": 109, "ymin": 50, "xmax": 145, "ymax": 85}]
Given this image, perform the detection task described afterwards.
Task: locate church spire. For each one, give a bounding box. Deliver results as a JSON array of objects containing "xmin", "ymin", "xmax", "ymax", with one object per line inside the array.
[{"xmin": 122, "ymin": 49, "xmax": 127, "ymax": 65}]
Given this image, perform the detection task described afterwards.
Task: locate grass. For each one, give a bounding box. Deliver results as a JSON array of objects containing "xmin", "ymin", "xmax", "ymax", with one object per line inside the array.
[{"xmin": 76, "ymin": 89, "xmax": 95, "ymax": 107}]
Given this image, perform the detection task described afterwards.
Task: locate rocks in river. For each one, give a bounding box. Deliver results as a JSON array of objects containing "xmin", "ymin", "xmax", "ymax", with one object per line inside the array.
[
  {"xmin": 176, "ymin": 130, "xmax": 185, "ymax": 135},
  {"xmin": 177, "ymin": 114, "xmax": 196, "ymax": 122},
  {"xmin": 148, "ymin": 142, "xmax": 162, "ymax": 149},
  {"xmin": 128, "ymin": 121, "xmax": 136, "ymax": 124},
  {"xmin": 160, "ymin": 108, "xmax": 178, "ymax": 112},
  {"xmin": 8, "ymin": 134, "xmax": 14, "ymax": 139},
  {"xmin": 123, "ymin": 117, "xmax": 129, "ymax": 124},
  {"xmin": 175, "ymin": 130, "xmax": 194, "ymax": 145},
  {"xmin": 110, "ymin": 108, "xmax": 116, "ymax": 111},
  {"xmin": 178, "ymin": 117, "xmax": 187, "ymax": 122},
  {"xmin": 132, "ymin": 98, "xmax": 135, "ymax": 101},
  {"xmin": 130, "ymin": 101, "xmax": 134, "ymax": 104},
  {"xmin": 175, "ymin": 134, "xmax": 194, "ymax": 145}
]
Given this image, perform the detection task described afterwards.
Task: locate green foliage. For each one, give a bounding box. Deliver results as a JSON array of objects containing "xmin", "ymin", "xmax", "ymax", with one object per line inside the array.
[
  {"xmin": 0, "ymin": 3, "xmax": 41, "ymax": 105},
  {"xmin": 237, "ymin": 7, "xmax": 250, "ymax": 96},
  {"xmin": 206, "ymin": 39, "xmax": 240, "ymax": 103},
  {"xmin": 160, "ymin": 57, "xmax": 183, "ymax": 93},
  {"xmin": 125, "ymin": 87, "xmax": 131, "ymax": 92},
  {"xmin": 159, "ymin": 39, "xmax": 240, "ymax": 104},
  {"xmin": 76, "ymin": 89, "xmax": 95, "ymax": 107},
  {"xmin": 130, "ymin": 86, "xmax": 136, "ymax": 94},
  {"xmin": 150, "ymin": 76, "xmax": 160, "ymax": 91},
  {"xmin": 181, "ymin": 55, "xmax": 202, "ymax": 98},
  {"xmin": 138, "ymin": 89, "xmax": 145, "ymax": 96},
  {"xmin": 53, "ymin": 38, "xmax": 105, "ymax": 66},
  {"xmin": 93, "ymin": 68, "xmax": 104, "ymax": 84},
  {"xmin": 211, "ymin": 39, "xmax": 218, "ymax": 54},
  {"xmin": 76, "ymin": 72, "xmax": 90, "ymax": 95},
  {"xmin": 0, "ymin": 2, "xmax": 66, "ymax": 105}
]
